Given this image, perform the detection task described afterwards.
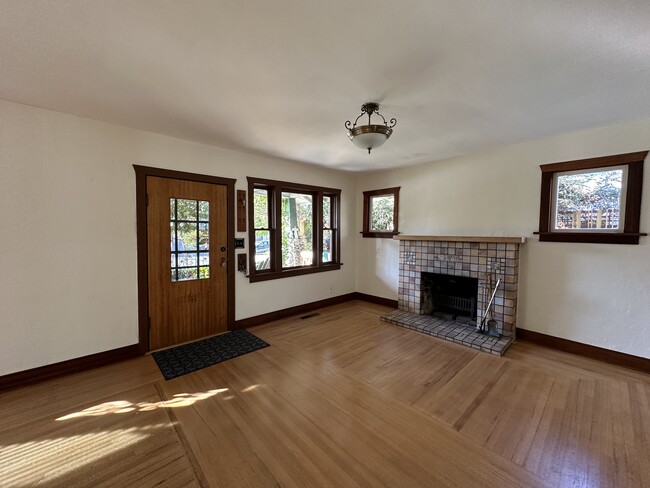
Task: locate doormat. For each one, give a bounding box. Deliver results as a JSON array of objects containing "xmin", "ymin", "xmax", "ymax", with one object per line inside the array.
[{"xmin": 152, "ymin": 329, "xmax": 270, "ymax": 380}]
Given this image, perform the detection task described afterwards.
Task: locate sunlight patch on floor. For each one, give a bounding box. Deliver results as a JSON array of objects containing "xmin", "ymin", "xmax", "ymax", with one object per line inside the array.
[
  {"xmin": 56, "ymin": 388, "xmax": 229, "ymax": 421},
  {"xmin": 0, "ymin": 429, "xmax": 147, "ymax": 487}
]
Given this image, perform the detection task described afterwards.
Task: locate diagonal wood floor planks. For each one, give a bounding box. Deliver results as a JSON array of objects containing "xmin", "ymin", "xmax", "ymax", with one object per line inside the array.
[{"xmin": 1, "ymin": 300, "xmax": 648, "ymax": 487}]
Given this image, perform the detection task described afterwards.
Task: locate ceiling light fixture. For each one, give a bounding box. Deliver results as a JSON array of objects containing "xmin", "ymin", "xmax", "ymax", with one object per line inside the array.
[{"xmin": 345, "ymin": 102, "xmax": 396, "ymax": 154}]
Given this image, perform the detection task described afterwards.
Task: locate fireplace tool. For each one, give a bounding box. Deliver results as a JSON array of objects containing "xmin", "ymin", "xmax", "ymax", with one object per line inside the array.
[{"xmin": 478, "ymin": 276, "xmax": 501, "ymax": 336}]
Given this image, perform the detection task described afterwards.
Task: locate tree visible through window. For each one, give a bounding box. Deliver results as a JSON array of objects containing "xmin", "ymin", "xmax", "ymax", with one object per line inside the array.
[
  {"xmin": 537, "ymin": 151, "xmax": 647, "ymax": 244},
  {"xmin": 281, "ymin": 192, "xmax": 313, "ymax": 268},
  {"xmin": 362, "ymin": 187, "xmax": 400, "ymax": 238},
  {"xmin": 247, "ymin": 177, "xmax": 341, "ymax": 282},
  {"xmin": 554, "ymin": 168, "xmax": 624, "ymax": 230}
]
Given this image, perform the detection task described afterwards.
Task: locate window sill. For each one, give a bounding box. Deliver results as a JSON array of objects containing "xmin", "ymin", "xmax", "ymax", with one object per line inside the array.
[
  {"xmin": 535, "ymin": 231, "xmax": 647, "ymax": 244},
  {"xmin": 361, "ymin": 231, "xmax": 399, "ymax": 238},
  {"xmin": 248, "ymin": 263, "xmax": 341, "ymax": 283}
]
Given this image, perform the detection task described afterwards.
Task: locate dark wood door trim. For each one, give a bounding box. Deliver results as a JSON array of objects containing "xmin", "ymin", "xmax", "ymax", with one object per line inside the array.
[{"xmin": 134, "ymin": 165, "xmax": 236, "ymax": 353}]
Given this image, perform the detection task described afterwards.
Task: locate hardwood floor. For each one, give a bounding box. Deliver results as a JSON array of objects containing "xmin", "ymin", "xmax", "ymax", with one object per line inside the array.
[{"xmin": 1, "ymin": 300, "xmax": 648, "ymax": 487}]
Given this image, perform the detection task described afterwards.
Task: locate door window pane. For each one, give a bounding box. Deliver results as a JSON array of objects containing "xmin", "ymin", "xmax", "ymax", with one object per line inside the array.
[
  {"xmin": 198, "ymin": 223, "xmax": 209, "ymax": 250},
  {"xmin": 281, "ymin": 192, "xmax": 313, "ymax": 268},
  {"xmin": 176, "ymin": 199, "xmax": 198, "ymax": 221},
  {"xmin": 198, "ymin": 201, "xmax": 209, "ymax": 221},
  {"xmin": 170, "ymin": 198, "xmax": 210, "ymax": 282},
  {"xmin": 177, "ymin": 268, "xmax": 198, "ymax": 281},
  {"xmin": 177, "ymin": 222, "xmax": 198, "ymax": 250}
]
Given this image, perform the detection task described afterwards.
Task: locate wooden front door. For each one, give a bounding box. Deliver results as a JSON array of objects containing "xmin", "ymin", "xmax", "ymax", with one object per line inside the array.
[{"xmin": 147, "ymin": 176, "xmax": 229, "ymax": 350}]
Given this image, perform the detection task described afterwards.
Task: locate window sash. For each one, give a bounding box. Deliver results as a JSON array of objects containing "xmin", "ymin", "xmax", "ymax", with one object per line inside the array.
[{"xmin": 550, "ymin": 165, "xmax": 628, "ymax": 233}]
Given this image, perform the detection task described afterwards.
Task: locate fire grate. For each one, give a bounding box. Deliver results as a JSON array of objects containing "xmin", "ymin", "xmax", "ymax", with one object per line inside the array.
[{"xmin": 432, "ymin": 294, "xmax": 475, "ymax": 314}]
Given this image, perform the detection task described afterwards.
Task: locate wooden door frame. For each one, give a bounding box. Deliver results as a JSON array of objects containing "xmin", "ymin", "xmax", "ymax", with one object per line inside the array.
[{"xmin": 134, "ymin": 165, "xmax": 236, "ymax": 353}]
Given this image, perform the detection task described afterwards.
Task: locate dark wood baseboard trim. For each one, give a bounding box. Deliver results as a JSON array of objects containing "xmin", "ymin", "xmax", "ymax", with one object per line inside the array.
[
  {"xmin": 2, "ymin": 293, "xmax": 397, "ymax": 391},
  {"xmin": 0, "ymin": 344, "xmax": 141, "ymax": 392},
  {"xmin": 234, "ymin": 292, "xmax": 399, "ymax": 330},
  {"xmin": 353, "ymin": 292, "xmax": 398, "ymax": 308},
  {"xmin": 234, "ymin": 293, "xmax": 357, "ymax": 329},
  {"xmin": 517, "ymin": 328, "xmax": 650, "ymax": 374}
]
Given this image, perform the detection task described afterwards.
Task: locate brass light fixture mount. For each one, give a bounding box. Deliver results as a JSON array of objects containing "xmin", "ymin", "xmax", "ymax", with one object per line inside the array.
[{"xmin": 345, "ymin": 102, "xmax": 397, "ymax": 154}]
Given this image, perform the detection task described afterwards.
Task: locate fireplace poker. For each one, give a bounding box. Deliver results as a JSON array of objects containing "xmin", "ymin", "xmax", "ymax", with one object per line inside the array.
[{"xmin": 479, "ymin": 277, "xmax": 501, "ymax": 334}]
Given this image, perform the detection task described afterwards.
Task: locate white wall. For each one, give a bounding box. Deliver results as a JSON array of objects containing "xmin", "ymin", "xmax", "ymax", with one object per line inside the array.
[
  {"xmin": 0, "ymin": 100, "xmax": 356, "ymax": 375},
  {"xmin": 2, "ymin": 97, "xmax": 649, "ymax": 377},
  {"xmin": 356, "ymin": 118, "xmax": 650, "ymax": 359}
]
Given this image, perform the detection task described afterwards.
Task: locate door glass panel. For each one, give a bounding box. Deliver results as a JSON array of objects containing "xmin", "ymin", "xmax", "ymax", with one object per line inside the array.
[
  {"xmin": 177, "ymin": 268, "xmax": 198, "ymax": 281},
  {"xmin": 198, "ymin": 223, "xmax": 209, "ymax": 250},
  {"xmin": 170, "ymin": 198, "xmax": 210, "ymax": 282},
  {"xmin": 176, "ymin": 199, "xmax": 198, "ymax": 221},
  {"xmin": 177, "ymin": 222, "xmax": 198, "ymax": 250},
  {"xmin": 198, "ymin": 201, "xmax": 209, "ymax": 221}
]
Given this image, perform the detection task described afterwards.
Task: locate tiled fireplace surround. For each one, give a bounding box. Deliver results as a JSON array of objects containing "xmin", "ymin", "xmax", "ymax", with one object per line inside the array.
[{"xmin": 381, "ymin": 236, "xmax": 525, "ymax": 355}]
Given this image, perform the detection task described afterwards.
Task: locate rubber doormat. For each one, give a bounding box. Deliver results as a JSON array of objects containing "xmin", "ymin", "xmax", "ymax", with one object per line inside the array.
[{"xmin": 152, "ymin": 329, "xmax": 270, "ymax": 380}]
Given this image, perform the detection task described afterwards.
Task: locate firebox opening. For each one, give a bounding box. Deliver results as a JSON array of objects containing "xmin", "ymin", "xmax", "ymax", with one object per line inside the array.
[{"xmin": 421, "ymin": 273, "xmax": 478, "ymax": 323}]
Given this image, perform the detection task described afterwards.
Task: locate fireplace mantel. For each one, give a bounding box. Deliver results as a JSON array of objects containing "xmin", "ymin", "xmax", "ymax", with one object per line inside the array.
[{"xmin": 394, "ymin": 235, "xmax": 526, "ymax": 244}]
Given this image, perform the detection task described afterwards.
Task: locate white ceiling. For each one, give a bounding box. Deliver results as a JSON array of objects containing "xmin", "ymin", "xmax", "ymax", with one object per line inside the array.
[{"xmin": 2, "ymin": 1, "xmax": 650, "ymax": 171}]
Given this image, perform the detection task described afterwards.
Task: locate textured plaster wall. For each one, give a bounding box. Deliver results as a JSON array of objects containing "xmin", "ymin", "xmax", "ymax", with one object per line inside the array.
[
  {"xmin": 355, "ymin": 118, "xmax": 650, "ymax": 359},
  {"xmin": 0, "ymin": 100, "xmax": 356, "ymax": 375}
]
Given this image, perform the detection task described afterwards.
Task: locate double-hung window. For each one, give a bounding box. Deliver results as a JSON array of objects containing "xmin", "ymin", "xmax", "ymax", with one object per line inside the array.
[{"xmin": 248, "ymin": 177, "xmax": 341, "ymax": 282}]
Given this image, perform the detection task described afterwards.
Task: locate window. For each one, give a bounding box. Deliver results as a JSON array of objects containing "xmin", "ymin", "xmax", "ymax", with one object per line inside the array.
[
  {"xmin": 170, "ymin": 198, "xmax": 210, "ymax": 281},
  {"xmin": 362, "ymin": 187, "xmax": 400, "ymax": 238},
  {"xmin": 537, "ymin": 151, "xmax": 647, "ymax": 244},
  {"xmin": 247, "ymin": 177, "xmax": 341, "ymax": 282}
]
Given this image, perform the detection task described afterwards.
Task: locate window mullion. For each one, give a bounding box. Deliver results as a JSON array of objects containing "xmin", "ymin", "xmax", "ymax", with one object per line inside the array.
[
  {"xmin": 272, "ymin": 185, "xmax": 282, "ymax": 271},
  {"xmin": 315, "ymin": 191, "xmax": 323, "ymax": 267}
]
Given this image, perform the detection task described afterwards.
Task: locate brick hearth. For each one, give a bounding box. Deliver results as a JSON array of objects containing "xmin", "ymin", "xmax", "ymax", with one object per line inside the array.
[{"xmin": 381, "ymin": 236, "xmax": 525, "ymax": 356}]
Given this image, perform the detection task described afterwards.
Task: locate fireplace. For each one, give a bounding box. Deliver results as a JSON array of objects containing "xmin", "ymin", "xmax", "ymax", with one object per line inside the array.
[
  {"xmin": 421, "ymin": 273, "xmax": 478, "ymax": 323},
  {"xmin": 382, "ymin": 235, "xmax": 525, "ymax": 355}
]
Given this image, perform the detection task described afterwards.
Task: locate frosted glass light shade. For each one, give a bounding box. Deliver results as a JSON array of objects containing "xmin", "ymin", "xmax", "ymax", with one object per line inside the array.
[{"xmin": 348, "ymin": 124, "xmax": 393, "ymax": 153}]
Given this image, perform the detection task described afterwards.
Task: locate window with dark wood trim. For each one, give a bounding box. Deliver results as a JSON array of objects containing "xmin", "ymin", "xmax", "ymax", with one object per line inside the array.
[
  {"xmin": 536, "ymin": 151, "xmax": 647, "ymax": 244},
  {"xmin": 247, "ymin": 177, "xmax": 341, "ymax": 282},
  {"xmin": 362, "ymin": 187, "xmax": 400, "ymax": 238}
]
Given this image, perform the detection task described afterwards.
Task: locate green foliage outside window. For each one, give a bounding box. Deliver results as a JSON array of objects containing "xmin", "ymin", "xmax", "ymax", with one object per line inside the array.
[
  {"xmin": 555, "ymin": 169, "xmax": 622, "ymax": 229},
  {"xmin": 370, "ymin": 195, "xmax": 395, "ymax": 231}
]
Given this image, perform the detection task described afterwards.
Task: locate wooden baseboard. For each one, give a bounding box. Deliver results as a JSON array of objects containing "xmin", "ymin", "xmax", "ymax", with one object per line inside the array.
[
  {"xmin": 2, "ymin": 293, "xmax": 398, "ymax": 391},
  {"xmin": 234, "ymin": 292, "xmax": 398, "ymax": 329},
  {"xmin": 234, "ymin": 293, "xmax": 357, "ymax": 329},
  {"xmin": 353, "ymin": 292, "xmax": 398, "ymax": 308},
  {"xmin": 0, "ymin": 344, "xmax": 140, "ymax": 392},
  {"xmin": 517, "ymin": 328, "xmax": 650, "ymax": 374}
]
